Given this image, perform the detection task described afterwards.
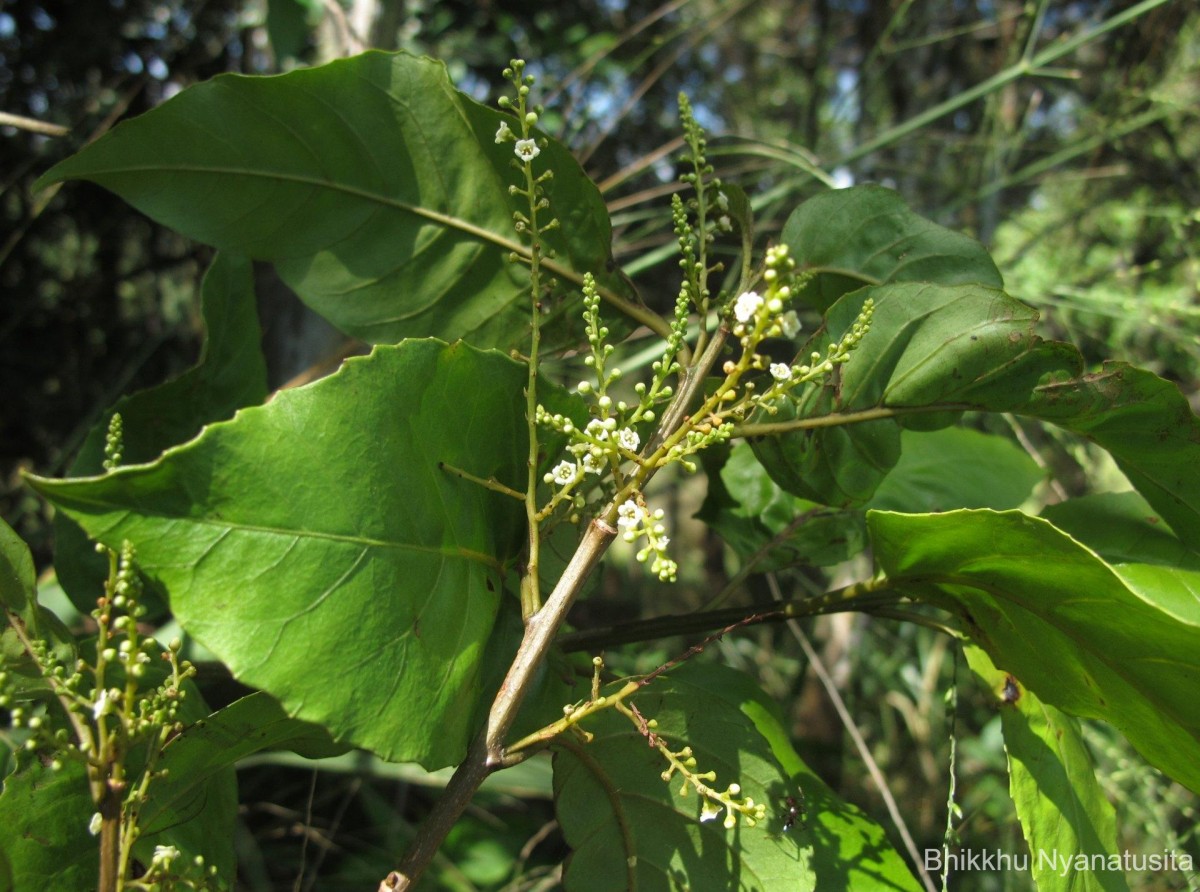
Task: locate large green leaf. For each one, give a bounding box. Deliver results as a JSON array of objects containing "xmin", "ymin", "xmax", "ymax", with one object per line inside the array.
[
  {"xmin": 966, "ymin": 645, "xmax": 1128, "ymax": 892},
  {"xmin": 750, "ymin": 282, "xmax": 1072, "ymax": 507},
  {"xmin": 34, "ymin": 51, "xmax": 634, "ymax": 351},
  {"xmin": 553, "ymin": 662, "xmax": 921, "ymax": 892},
  {"xmin": 699, "ymin": 442, "xmax": 866, "ymax": 572},
  {"xmin": 141, "ymin": 691, "xmax": 343, "ymax": 848},
  {"xmin": 0, "ymin": 519, "xmax": 75, "ymax": 697},
  {"xmin": 54, "ymin": 252, "xmax": 267, "ymax": 613},
  {"xmin": 706, "ymin": 427, "xmax": 1041, "ymax": 573},
  {"xmin": 0, "ymin": 761, "xmax": 96, "ymax": 891},
  {"xmin": 0, "ymin": 517, "xmax": 36, "ymax": 618},
  {"xmin": 782, "ymin": 185, "xmax": 1003, "ymax": 313},
  {"xmin": 870, "ymin": 509, "xmax": 1200, "ymax": 794},
  {"xmin": 868, "ymin": 427, "xmax": 1043, "ymax": 513},
  {"xmin": 29, "ymin": 340, "xmax": 532, "ymax": 767},
  {"xmin": 1040, "ymin": 492, "xmax": 1200, "ymax": 570},
  {"xmin": 1026, "ymin": 363, "xmax": 1200, "ymax": 549},
  {"xmin": 750, "ymin": 283, "xmax": 1200, "ymax": 539}
]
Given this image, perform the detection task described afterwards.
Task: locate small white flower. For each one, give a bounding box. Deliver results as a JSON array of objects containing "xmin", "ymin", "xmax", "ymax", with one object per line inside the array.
[
  {"xmin": 779, "ymin": 311, "xmax": 801, "ymax": 338},
  {"xmin": 153, "ymin": 845, "xmax": 180, "ymax": 865},
  {"xmin": 582, "ymin": 452, "xmax": 605, "ymax": 475},
  {"xmin": 770, "ymin": 363, "xmax": 792, "ymax": 382},
  {"xmin": 92, "ymin": 688, "xmax": 112, "ymax": 721},
  {"xmin": 617, "ymin": 500, "xmax": 642, "ymax": 530},
  {"xmin": 699, "ymin": 800, "xmax": 722, "ymax": 823},
  {"xmin": 514, "ymin": 139, "xmax": 540, "ymax": 162},
  {"xmin": 617, "ymin": 427, "xmax": 640, "ymax": 452},
  {"xmin": 494, "ymin": 120, "xmax": 513, "ymax": 143},
  {"xmin": 548, "ymin": 460, "xmax": 578, "ymax": 486},
  {"xmin": 585, "ymin": 419, "xmax": 610, "ymax": 441},
  {"xmin": 733, "ymin": 291, "xmax": 763, "ymax": 323}
]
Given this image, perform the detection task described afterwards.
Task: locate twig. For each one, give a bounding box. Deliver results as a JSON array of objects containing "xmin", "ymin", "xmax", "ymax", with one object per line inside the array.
[
  {"xmin": 0, "ymin": 110, "xmax": 69, "ymax": 137},
  {"xmin": 559, "ymin": 578, "xmax": 901, "ymax": 652},
  {"xmin": 380, "ymin": 519, "xmax": 616, "ymax": 891}
]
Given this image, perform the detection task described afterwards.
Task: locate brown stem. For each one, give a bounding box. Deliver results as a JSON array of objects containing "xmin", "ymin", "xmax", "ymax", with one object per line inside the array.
[
  {"xmin": 98, "ymin": 784, "xmax": 121, "ymax": 892},
  {"xmin": 380, "ymin": 518, "xmax": 616, "ymax": 891},
  {"xmin": 559, "ymin": 579, "xmax": 903, "ymax": 652}
]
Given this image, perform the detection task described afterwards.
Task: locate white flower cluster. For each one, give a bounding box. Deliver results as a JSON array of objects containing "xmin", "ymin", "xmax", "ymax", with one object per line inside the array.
[
  {"xmin": 729, "ymin": 245, "xmax": 802, "ymax": 356},
  {"xmin": 698, "ymin": 782, "xmax": 766, "ymax": 830},
  {"xmin": 539, "ymin": 412, "xmax": 642, "ymax": 491},
  {"xmin": 617, "ymin": 498, "xmax": 677, "ymax": 582}
]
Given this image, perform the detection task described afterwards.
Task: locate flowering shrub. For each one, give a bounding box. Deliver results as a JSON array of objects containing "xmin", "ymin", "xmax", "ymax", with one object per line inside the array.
[{"xmin": 3, "ymin": 52, "xmax": 1199, "ymax": 891}]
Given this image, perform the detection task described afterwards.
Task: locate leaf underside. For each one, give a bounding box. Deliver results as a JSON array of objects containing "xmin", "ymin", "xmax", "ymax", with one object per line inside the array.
[
  {"xmin": 872, "ymin": 509, "xmax": 1200, "ymax": 795},
  {"xmin": 30, "ymin": 340, "xmax": 531, "ymax": 767},
  {"xmin": 35, "ymin": 51, "xmax": 634, "ymax": 352}
]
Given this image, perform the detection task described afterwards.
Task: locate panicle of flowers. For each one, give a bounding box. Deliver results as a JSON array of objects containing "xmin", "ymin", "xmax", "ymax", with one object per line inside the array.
[
  {"xmin": 655, "ymin": 739, "xmax": 766, "ymax": 830},
  {"xmin": 709, "ymin": 242, "xmax": 875, "ymax": 423},
  {"xmin": 137, "ymin": 844, "xmax": 222, "ymax": 891},
  {"xmin": 752, "ymin": 296, "xmax": 876, "ymax": 415},
  {"xmin": 728, "ymin": 243, "xmax": 803, "ymax": 349},
  {"xmin": 495, "ymin": 59, "xmax": 558, "ymax": 252},
  {"xmin": 616, "ymin": 496, "xmax": 677, "ymax": 582},
  {"xmin": 102, "ymin": 412, "xmax": 124, "ymax": 471},
  {"xmin": 674, "ymin": 94, "xmax": 733, "ymax": 330},
  {"xmin": 535, "ymin": 274, "xmax": 653, "ymax": 515},
  {"xmin": 1, "ymin": 534, "xmax": 200, "ymax": 882},
  {"xmin": 661, "ymin": 421, "xmax": 734, "ymax": 474}
]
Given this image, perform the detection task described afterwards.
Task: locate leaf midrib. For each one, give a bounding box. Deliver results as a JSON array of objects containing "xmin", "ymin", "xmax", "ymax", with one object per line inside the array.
[
  {"xmin": 69, "ymin": 499, "xmax": 504, "ymax": 570},
  {"xmin": 64, "ymin": 163, "xmax": 606, "ymax": 295}
]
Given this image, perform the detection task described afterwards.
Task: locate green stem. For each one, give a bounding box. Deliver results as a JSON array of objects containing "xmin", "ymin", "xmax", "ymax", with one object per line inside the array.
[
  {"xmin": 437, "ymin": 461, "xmax": 524, "ymax": 501},
  {"xmin": 732, "ymin": 403, "xmax": 964, "ymax": 438},
  {"xmin": 520, "ymin": 109, "xmax": 544, "ymax": 622}
]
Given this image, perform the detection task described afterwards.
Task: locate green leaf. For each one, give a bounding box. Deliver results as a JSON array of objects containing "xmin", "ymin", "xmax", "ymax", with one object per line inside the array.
[
  {"xmin": 553, "ymin": 662, "xmax": 921, "ymax": 891},
  {"xmin": 266, "ymin": 0, "xmax": 322, "ymax": 61},
  {"xmin": 1025, "ymin": 363, "xmax": 1200, "ymax": 549},
  {"xmin": 870, "ymin": 509, "xmax": 1200, "ymax": 794},
  {"xmin": 966, "ymin": 645, "xmax": 1129, "ymax": 892},
  {"xmin": 35, "ymin": 51, "xmax": 635, "ymax": 351},
  {"xmin": 782, "ymin": 185, "xmax": 1003, "ymax": 313},
  {"xmin": 700, "ymin": 442, "xmax": 866, "ymax": 571},
  {"xmin": 0, "ymin": 517, "xmax": 35, "ymax": 617},
  {"xmin": 706, "ymin": 427, "xmax": 1040, "ymax": 570},
  {"xmin": 0, "ymin": 519, "xmax": 75, "ymax": 696},
  {"xmin": 29, "ymin": 340, "xmax": 532, "ymax": 767},
  {"xmin": 1041, "ymin": 492, "xmax": 1200, "ymax": 570},
  {"xmin": 135, "ymin": 699, "xmax": 239, "ymax": 877},
  {"xmin": 750, "ymin": 282, "xmax": 1072, "ymax": 507},
  {"xmin": 868, "ymin": 427, "xmax": 1043, "ymax": 513},
  {"xmin": 141, "ymin": 691, "xmax": 342, "ymax": 852},
  {"xmin": 749, "ymin": 285, "xmax": 1200, "ymax": 543},
  {"xmin": 0, "ymin": 761, "xmax": 96, "ymax": 890},
  {"xmin": 53, "ymin": 252, "xmax": 268, "ymax": 613}
]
